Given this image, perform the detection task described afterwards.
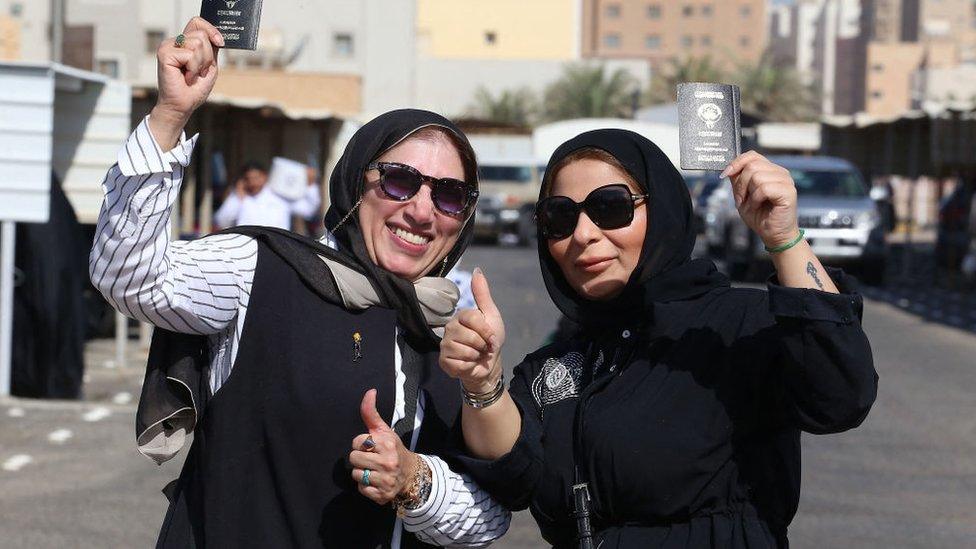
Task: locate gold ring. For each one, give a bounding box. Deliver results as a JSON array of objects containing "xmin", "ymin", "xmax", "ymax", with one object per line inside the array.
[{"xmin": 175, "ymin": 34, "xmax": 186, "ymax": 48}]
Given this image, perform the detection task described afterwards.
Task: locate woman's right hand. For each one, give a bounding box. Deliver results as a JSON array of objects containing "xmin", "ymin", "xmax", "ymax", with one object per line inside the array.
[
  {"xmin": 440, "ymin": 269, "xmax": 506, "ymax": 394},
  {"xmin": 148, "ymin": 17, "xmax": 225, "ymax": 150}
]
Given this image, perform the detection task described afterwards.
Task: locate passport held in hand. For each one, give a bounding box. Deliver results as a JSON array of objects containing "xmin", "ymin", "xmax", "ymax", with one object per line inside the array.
[
  {"xmin": 677, "ymin": 82, "xmax": 742, "ymax": 171},
  {"xmin": 200, "ymin": 0, "xmax": 263, "ymax": 50}
]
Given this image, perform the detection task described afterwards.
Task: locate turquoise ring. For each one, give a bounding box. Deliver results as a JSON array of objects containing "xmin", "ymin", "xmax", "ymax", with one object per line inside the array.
[
  {"xmin": 175, "ymin": 34, "xmax": 186, "ymax": 48},
  {"xmin": 361, "ymin": 468, "xmax": 371, "ymax": 487}
]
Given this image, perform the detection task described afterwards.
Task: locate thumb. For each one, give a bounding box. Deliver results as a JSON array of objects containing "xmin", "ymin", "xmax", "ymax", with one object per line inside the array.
[
  {"xmin": 471, "ymin": 268, "xmax": 499, "ymax": 317},
  {"xmin": 360, "ymin": 389, "xmax": 390, "ymax": 433}
]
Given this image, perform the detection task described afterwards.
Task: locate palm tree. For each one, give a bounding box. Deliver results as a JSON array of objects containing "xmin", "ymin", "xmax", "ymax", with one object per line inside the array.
[
  {"xmin": 541, "ymin": 63, "xmax": 638, "ymax": 122},
  {"xmin": 465, "ymin": 86, "xmax": 538, "ymax": 127},
  {"xmin": 731, "ymin": 53, "xmax": 820, "ymax": 122},
  {"xmin": 645, "ymin": 56, "xmax": 727, "ymax": 105}
]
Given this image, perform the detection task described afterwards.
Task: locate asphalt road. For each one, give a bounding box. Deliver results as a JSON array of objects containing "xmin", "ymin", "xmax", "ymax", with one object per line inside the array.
[{"xmin": 1, "ymin": 244, "xmax": 974, "ymax": 548}]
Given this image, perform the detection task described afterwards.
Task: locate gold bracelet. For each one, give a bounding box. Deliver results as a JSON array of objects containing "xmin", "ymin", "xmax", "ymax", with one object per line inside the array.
[{"xmin": 392, "ymin": 454, "xmax": 432, "ymax": 517}]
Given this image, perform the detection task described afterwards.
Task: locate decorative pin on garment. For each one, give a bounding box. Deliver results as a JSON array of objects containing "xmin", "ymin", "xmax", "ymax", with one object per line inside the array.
[{"xmin": 352, "ymin": 332, "xmax": 363, "ymax": 362}]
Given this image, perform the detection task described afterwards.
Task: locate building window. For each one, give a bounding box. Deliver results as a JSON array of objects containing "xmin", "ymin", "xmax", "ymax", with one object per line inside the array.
[
  {"xmin": 146, "ymin": 30, "xmax": 165, "ymax": 54},
  {"xmin": 603, "ymin": 33, "xmax": 621, "ymax": 48},
  {"xmin": 739, "ymin": 36, "xmax": 750, "ymax": 47},
  {"xmin": 606, "ymin": 4, "xmax": 621, "ymax": 18},
  {"xmin": 645, "ymin": 35, "xmax": 661, "ymax": 49},
  {"xmin": 683, "ymin": 5, "xmax": 694, "ymax": 16},
  {"xmin": 871, "ymin": 63, "xmax": 884, "ymax": 72},
  {"xmin": 701, "ymin": 4, "xmax": 713, "ymax": 17},
  {"xmin": 647, "ymin": 4, "xmax": 661, "ymax": 18},
  {"xmin": 97, "ymin": 59, "xmax": 119, "ymax": 78},
  {"xmin": 701, "ymin": 35, "xmax": 712, "ymax": 46},
  {"xmin": 10, "ymin": 2, "xmax": 23, "ymax": 17},
  {"xmin": 682, "ymin": 35, "xmax": 694, "ymax": 47},
  {"xmin": 333, "ymin": 33, "xmax": 354, "ymax": 57},
  {"xmin": 871, "ymin": 90, "xmax": 884, "ymax": 99},
  {"xmin": 485, "ymin": 31, "xmax": 497, "ymax": 45},
  {"xmin": 740, "ymin": 5, "xmax": 752, "ymax": 17}
]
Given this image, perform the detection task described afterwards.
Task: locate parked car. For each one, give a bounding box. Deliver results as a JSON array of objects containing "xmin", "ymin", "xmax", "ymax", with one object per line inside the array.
[
  {"xmin": 934, "ymin": 179, "xmax": 974, "ymax": 272},
  {"xmin": 704, "ymin": 156, "xmax": 887, "ymax": 283},
  {"xmin": 473, "ymin": 159, "xmax": 544, "ymax": 245}
]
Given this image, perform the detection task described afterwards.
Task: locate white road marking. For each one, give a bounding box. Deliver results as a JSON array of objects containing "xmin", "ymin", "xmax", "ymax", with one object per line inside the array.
[
  {"xmin": 81, "ymin": 407, "xmax": 111, "ymax": 422},
  {"xmin": 111, "ymin": 392, "xmax": 132, "ymax": 405},
  {"xmin": 7, "ymin": 407, "xmax": 25, "ymax": 418},
  {"xmin": 47, "ymin": 429, "xmax": 73, "ymax": 444},
  {"xmin": 2, "ymin": 454, "xmax": 33, "ymax": 472}
]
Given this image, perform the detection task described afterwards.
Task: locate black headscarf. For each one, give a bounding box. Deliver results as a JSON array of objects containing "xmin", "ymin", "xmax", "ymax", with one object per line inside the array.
[
  {"xmin": 538, "ymin": 129, "xmax": 728, "ymax": 330},
  {"xmin": 323, "ymin": 109, "xmax": 478, "ymax": 348}
]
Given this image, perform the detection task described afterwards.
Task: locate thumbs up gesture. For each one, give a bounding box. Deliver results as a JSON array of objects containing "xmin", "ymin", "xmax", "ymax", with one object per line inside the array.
[
  {"xmin": 349, "ymin": 389, "xmax": 418, "ymax": 505},
  {"xmin": 440, "ymin": 268, "xmax": 506, "ymax": 393}
]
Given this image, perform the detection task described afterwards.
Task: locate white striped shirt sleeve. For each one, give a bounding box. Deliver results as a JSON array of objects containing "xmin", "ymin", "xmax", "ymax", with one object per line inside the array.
[
  {"xmin": 89, "ymin": 116, "xmax": 257, "ymax": 335},
  {"xmin": 403, "ymin": 454, "xmax": 511, "ymax": 547}
]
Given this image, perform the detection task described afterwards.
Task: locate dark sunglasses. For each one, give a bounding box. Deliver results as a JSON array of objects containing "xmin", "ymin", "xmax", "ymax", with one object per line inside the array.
[
  {"xmin": 367, "ymin": 161, "xmax": 479, "ymax": 216},
  {"xmin": 535, "ymin": 184, "xmax": 648, "ymax": 240}
]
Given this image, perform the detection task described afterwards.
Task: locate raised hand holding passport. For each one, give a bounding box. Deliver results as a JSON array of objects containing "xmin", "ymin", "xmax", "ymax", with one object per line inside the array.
[{"xmin": 148, "ymin": 17, "xmax": 225, "ymax": 150}]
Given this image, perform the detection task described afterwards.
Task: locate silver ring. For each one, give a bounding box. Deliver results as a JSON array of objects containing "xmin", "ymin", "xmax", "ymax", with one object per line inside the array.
[{"xmin": 361, "ymin": 468, "xmax": 371, "ymax": 487}]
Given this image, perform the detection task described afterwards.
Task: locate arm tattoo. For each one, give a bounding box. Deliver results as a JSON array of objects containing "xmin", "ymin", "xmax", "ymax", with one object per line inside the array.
[{"xmin": 806, "ymin": 262, "xmax": 825, "ymax": 290}]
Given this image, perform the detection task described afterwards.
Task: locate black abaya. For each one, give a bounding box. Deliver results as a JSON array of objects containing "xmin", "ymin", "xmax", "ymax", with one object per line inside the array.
[{"xmin": 456, "ymin": 130, "xmax": 878, "ymax": 548}]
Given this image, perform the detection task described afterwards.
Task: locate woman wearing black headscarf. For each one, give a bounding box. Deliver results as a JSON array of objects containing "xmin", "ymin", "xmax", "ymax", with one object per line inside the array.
[
  {"xmin": 439, "ymin": 129, "xmax": 878, "ymax": 548},
  {"xmin": 90, "ymin": 18, "xmax": 509, "ymax": 548}
]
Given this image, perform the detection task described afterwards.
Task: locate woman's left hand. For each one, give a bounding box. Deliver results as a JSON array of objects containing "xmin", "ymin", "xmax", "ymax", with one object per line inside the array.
[
  {"xmin": 349, "ymin": 389, "xmax": 418, "ymax": 505},
  {"xmin": 722, "ymin": 151, "xmax": 801, "ymax": 249}
]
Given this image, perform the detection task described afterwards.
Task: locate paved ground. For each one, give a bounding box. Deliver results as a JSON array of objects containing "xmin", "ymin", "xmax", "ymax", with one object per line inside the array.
[{"xmin": 2, "ymin": 244, "xmax": 975, "ymax": 548}]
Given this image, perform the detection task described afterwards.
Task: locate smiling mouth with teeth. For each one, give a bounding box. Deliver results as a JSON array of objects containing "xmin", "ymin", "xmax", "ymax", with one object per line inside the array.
[{"xmin": 392, "ymin": 226, "xmax": 431, "ymax": 246}]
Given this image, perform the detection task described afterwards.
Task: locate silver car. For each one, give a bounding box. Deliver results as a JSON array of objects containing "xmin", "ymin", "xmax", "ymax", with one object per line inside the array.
[
  {"xmin": 704, "ymin": 156, "xmax": 886, "ymax": 283},
  {"xmin": 473, "ymin": 159, "xmax": 544, "ymax": 245}
]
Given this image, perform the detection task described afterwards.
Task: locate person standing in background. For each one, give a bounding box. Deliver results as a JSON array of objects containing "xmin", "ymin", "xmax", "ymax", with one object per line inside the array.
[{"xmin": 214, "ymin": 160, "xmax": 321, "ymax": 230}]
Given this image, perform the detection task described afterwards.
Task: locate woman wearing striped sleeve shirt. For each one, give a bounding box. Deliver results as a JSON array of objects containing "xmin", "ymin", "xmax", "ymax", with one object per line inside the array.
[{"xmin": 90, "ymin": 17, "xmax": 509, "ymax": 548}]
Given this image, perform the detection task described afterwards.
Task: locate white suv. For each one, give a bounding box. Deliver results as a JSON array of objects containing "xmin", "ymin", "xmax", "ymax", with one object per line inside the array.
[{"xmin": 704, "ymin": 156, "xmax": 887, "ymax": 283}]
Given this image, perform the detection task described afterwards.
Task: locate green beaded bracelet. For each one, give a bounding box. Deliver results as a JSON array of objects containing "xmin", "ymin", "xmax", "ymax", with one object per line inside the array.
[{"xmin": 764, "ymin": 229, "xmax": 805, "ymax": 254}]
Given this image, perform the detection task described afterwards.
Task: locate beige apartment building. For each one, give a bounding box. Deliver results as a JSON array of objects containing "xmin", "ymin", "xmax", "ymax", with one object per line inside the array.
[
  {"xmin": 864, "ymin": 0, "xmax": 905, "ymax": 42},
  {"xmin": 417, "ymin": 0, "xmax": 579, "ymax": 60},
  {"xmin": 862, "ymin": 0, "xmax": 976, "ymax": 116},
  {"xmin": 580, "ymin": 0, "xmax": 767, "ymax": 69},
  {"xmin": 916, "ymin": 0, "xmax": 976, "ymax": 63},
  {"xmin": 865, "ymin": 41, "xmax": 956, "ymax": 116},
  {"xmin": 414, "ymin": 0, "xmax": 650, "ymax": 117}
]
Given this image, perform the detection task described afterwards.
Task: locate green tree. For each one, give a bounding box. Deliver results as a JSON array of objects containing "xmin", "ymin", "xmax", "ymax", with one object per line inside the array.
[
  {"xmin": 645, "ymin": 56, "xmax": 727, "ymax": 105},
  {"xmin": 731, "ymin": 53, "xmax": 820, "ymax": 122},
  {"xmin": 465, "ymin": 86, "xmax": 538, "ymax": 127},
  {"xmin": 542, "ymin": 63, "xmax": 638, "ymax": 122}
]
